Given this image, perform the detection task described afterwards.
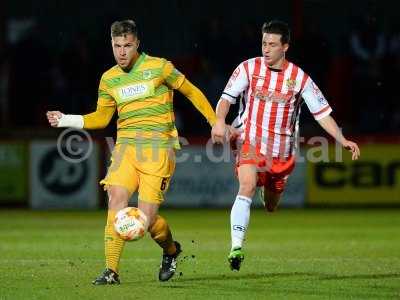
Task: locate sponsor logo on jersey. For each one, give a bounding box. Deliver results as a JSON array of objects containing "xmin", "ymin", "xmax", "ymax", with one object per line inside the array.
[
  {"xmin": 252, "ymin": 88, "xmax": 293, "ymax": 103},
  {"xmin": 120, "ymin": 84, "xmax": 147, "ymax": 98},
  {"xmin": 117, "ymin": 82, "xmax": 155, "ymax": 103},
  {"xmin": 252, "ymin": 75, "xmax": 266, "ymax": 81}
]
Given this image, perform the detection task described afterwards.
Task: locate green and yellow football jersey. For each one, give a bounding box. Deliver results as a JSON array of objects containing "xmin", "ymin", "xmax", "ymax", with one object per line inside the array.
[{"xmin": 97, "ymin": 53, "xmax": 185, "ymax": 149}]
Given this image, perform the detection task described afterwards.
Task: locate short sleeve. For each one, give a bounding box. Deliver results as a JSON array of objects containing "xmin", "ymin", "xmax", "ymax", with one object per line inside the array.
[
  {"xmin": 301, "ymin": 77, "xmax": 332, "ymax": 120},
  {"xmin": 222, "ymin": 62, "xmax": 249, "ymax": 104},
  {"xmin": 97, "ymin": 76, "xmax": 116, "ymax": 107},
  {"xmin": 163, "ymin": 60, "xmax": 185, "ymax": 89}
]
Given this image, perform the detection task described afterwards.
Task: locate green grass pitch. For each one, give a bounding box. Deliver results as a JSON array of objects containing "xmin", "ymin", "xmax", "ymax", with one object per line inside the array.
[{"xmin": 0, "ymin": 209, "xmax": 399, "ymax": 299}]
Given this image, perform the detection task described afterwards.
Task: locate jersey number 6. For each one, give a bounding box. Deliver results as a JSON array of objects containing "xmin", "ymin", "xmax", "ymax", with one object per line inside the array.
[{"xmin": 160, "ymin": 178, "xmax": 168, "ymax": 191}]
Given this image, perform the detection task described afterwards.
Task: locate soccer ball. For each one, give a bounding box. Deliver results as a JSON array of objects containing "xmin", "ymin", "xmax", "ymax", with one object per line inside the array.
[{"xmin": 114, "ymin": 207, "xmax": 148, "ymax": 241}]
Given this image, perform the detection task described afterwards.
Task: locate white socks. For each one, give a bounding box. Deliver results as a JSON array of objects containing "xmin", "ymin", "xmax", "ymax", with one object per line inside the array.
[{"xmin": 230, "ymin": 195, "xmax": 252, "ymax": 250}]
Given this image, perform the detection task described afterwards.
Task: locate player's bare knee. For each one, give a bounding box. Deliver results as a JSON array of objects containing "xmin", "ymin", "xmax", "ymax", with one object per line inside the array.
[
  {"xmin": 138, "ymin": 200, "xmax": 159, "ymax": 230},
  {"xmin": 239, "ymin": 180, "xmax": 256, "ymax": 197},
  {"xmin": 107, "ymin": 186, "xmax": 129, "ymax": 210}
]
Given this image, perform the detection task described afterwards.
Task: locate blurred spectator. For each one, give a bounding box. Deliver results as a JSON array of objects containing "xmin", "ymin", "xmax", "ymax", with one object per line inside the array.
[
  {"xmin": 2, "ymin": 1, "xmax": 400, "ymax": 138},
  {"xmin": 349, "ymin": 15, "xmax": 386, "ymax": 133},
  {"xmin": 8, "ymin": 21, "xmax": 53, "ymax": 126},
  {"xmin": 291, "ymin": 22, "xmax": 332, "ymax": 128},
  {"xmin": 0, "ymin": 18, "xmax": 8, "ymax": 128},
  {"xmin": 293, "ymin": 21, "xmax": 331, "ymax": 91},
  {"xmin": 349, "ymin": 16, "xmax": 385, "ymax": 76},
  {"xmin": 197, "ymin": 17, "xmax": 233, "ymax": 106},
  {"xmin": 233, "ymin": 22, "xmax": 260, "ymax": 65},
  {"xmin": 384, "ymin": 23, "xmax": 400, "ymax": 132},
  {"xmin": 57, "ymin": 31, "xmax": 97, "ymax": 113}
]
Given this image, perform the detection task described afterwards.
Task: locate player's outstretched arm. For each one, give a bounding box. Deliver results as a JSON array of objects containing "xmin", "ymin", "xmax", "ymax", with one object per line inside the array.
[
  {"xmin": 317, "ymin": 115, "xmax": 360, "ymax": 160},
  {"xmin": 46, "ymin": 105, "xmax": 115, "ymax": 129},
  {"xmin": 211, "ymin": 98, "xmax": 231, "ymax": 144},
  {"xmin": 177, "ymin": 79, "xmax": 216, "ymax": 127},
  {"xmin": 82, "ymin": 105, "xmax": 116, "ymax": 129},
  {"xmin": 46, "ymin": 111, "xmax": 83, "ymax": 128}
]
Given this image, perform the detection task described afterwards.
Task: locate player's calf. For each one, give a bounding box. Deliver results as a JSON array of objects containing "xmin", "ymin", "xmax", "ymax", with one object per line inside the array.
[
  {"xmin": 258, "ymin": 187, "xmax": 281, "ymax": 213},
  {"xmin": 265, "ymin": 196, "xmax": 280, "ymax": 212},
  {"xmin": 267, "ymin": 181, "xmax": 285, "ymax": 212}
]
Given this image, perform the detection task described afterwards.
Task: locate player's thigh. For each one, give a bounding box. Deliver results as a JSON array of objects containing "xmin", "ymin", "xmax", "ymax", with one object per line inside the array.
[
  {"xmin": 138, "ymin": 173, "xmax": 173, "ymax": 206},
  {"xmin": 137, "ymin": 148, "xmax": 175, "ymax": 205},
  {"xmin": 100, "ymin": 144, "xmax": 139, "ymax": 195},
  {"xmin": 135, "ymin": 147, "xmax": 176, "ymax": 176},
  {"xmin": 237, "ymin": 143, "xmax": 258, "ymax": 184}
]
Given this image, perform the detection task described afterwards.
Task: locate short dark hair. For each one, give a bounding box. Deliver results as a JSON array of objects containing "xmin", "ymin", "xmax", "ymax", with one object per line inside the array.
[
  {"xmin": 262, "ymin": 20, "xmax": 290, "ymax": 44},
  {"xmin": 111, "ymin": 20, "xmax": 138, "ymax": 38}
]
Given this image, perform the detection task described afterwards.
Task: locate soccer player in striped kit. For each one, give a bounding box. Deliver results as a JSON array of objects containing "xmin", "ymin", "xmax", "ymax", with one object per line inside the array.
[{"xmin": 211, "ymin": 20, "xmax": 360, "ymax": 271}]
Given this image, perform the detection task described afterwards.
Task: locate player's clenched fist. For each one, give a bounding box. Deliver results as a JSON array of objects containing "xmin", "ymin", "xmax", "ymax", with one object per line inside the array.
[
  {"xmin": 46, "ymin": 111, "xmax": 63, "ymax": 127},
  {"xmin": 211, "ymin": 120, "xmax": 227, "ymax": 144}
]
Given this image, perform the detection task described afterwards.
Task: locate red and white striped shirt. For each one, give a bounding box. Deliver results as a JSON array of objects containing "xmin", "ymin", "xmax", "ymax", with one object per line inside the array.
[{"xmin": 223, "ymin": 57, "xmax": 332, "ymax": 158}]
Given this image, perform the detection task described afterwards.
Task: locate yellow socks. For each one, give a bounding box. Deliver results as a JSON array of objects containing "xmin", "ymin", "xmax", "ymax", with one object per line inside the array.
[
  {"xmin": 148, "ymin": 215, "xmax": 176, "ymax": 255},
  {"xmin": 104, "ymin": 210, "xmax": 125, "ymax": 273},
  {"xmin": 104, "ymin": 212, "xmax": 175, "ymax": 272}
]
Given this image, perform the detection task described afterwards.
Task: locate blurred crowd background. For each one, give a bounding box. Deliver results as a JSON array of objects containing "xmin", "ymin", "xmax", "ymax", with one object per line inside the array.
[
  {"xmin": 0, "ymin": 0, "xmax": 399, "ymax": 138},
  {"xmin": 0, "ymin": 0, "xmax": 399, "ymax": 209}
]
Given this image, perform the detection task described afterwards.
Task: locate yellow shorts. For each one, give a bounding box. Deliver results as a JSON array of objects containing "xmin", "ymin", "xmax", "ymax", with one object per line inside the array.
[{"xmin": 100, "ymin": 144, "xmax": 176, "ymax": 204}]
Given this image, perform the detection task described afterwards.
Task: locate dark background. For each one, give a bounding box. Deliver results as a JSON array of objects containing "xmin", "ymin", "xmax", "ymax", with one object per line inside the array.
[
  {"xmin": 1, "ymin": 0, "xmax": 400, "ymax": 139},
  {"xmin": 0, "ymin": 0, "xmax": 400, "ymax": 210}
]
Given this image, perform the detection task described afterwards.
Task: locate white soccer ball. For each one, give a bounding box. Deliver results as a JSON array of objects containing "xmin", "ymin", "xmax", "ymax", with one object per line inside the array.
[{"xmin": 114, "ymin": 207, "xmax": 148, "ymax": 241}]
